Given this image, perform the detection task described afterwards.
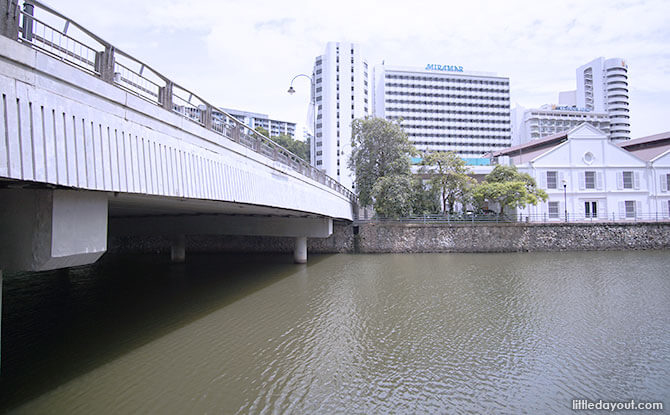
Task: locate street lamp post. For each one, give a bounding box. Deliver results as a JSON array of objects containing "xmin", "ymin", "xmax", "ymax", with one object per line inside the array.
[
  {"xmin": 562, "ymin": 179, "xmax": 568, "ymax": 222},
  {"xmin": 287, "ymin": 74, "xmax": 316, "ymax": 164}
]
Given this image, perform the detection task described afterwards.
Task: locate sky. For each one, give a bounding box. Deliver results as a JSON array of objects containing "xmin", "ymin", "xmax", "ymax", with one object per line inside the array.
[{"xmin": 47, "ymin": 0, "xmax": 670, "ymax": 140}]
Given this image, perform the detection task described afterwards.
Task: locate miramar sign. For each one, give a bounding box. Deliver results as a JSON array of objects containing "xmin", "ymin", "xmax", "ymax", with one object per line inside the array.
[{"xmin": 425, "ymin": 64, "xmax": 464, "ymax": 72}]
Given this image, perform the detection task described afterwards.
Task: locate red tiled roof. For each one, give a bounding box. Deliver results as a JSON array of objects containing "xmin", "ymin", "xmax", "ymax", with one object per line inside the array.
[
  {"xmin": 492, "ymin": 130, "xmax": 568, "ymax": 157},
  {"xmin": 617, "ymin": 131, "xmax": 670, "ymax": 161},
  {"xmin": 625, "ymin": 146, "xmax": 670, "ymax": 161},
  {"xmin": 618, "ymin": 131, "xmax": 670, "ymax": 148}
]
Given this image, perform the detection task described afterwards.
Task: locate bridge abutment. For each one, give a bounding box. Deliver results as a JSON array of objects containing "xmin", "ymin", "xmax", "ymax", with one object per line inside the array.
[{"xmin": 0, "ymin": 189, "xmax": 108, "ymax": 272}]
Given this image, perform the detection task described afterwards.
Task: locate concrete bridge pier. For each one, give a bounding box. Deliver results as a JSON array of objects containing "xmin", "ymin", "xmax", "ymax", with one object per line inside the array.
[
  {"xmin": 171, "ymin": 235, "xmax": 186, "ymax": 263},
  {"xmin": 294, "ymin": 237, "xmax": 307, "ymax": 264},
  {"xmin": 109, "ymin": 215, "xmax": 334, "ymax": 264}
]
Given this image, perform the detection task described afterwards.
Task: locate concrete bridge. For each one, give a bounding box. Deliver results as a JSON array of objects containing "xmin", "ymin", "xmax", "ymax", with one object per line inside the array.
[{"xmin": 0, "ymin": 0, "xmax": 357, "ymax": 275}]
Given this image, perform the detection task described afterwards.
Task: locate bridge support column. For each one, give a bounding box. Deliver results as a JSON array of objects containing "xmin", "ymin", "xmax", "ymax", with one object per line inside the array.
[
  {"xmin": 0, "ymin": 189, "xmax": 108, "ymax": 272},
  {"xmin": 171, "ymin": 235, "xmax": 186, "ymax": 263},
  {"xmin": 294, "ymin": 237, "xmax": 307, "ymax": 264}
]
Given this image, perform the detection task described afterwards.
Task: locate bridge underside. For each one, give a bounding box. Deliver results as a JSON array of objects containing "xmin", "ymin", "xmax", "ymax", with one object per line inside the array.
[
  {"xmin": 0, "ymin": 182, "xmax": 333, "ymax": 272},
  {"xmin": 0, "ymin": 34, "xmax": 354, "ymax": 272}
]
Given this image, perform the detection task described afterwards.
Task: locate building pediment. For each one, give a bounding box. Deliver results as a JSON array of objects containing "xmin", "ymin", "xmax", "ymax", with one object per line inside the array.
[{"xmin": 565, "ymin": 123, "xmax": 608, "ymax": 140}]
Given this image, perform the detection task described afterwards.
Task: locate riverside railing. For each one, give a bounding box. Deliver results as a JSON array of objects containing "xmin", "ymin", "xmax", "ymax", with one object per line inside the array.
[
  {"xmin": 357, "ymin": 212, "xmax": 670, "ymax": 224},
  {"xmin": 3, "ymin": 0, "xmax": 357, "ymax": 202}
]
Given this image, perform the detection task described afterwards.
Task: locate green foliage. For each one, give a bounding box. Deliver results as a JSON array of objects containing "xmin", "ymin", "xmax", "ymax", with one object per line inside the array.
[
  {"xmin": 349, "ymin": 117, "xmax": 415, "ymax": 206},
  {"xmin": 473, "ymin": 165, "xmax": 548, "ymax": 214},
  {"xmin": 421, "ymin": 151, "xmax": 475, "ymax": 214},
  {"xmin": 371, "ymin": 175, "xmax": 414, "ymax": 218},
  {"xmin": 410, "ymin": 179, "xmax": 441, "ymax": 215},
  {"xmin": 255, "ymin": 126, "xmax": 309, "ymax": 162},
  {"xmin": 254, "ymin": 126, "xmax": 270, "ymax": 137}
]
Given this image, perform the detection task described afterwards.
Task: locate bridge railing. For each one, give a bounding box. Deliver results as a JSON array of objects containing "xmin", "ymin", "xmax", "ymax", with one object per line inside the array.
[{"xmin": 4, "ymin": 0, "xmax": 357, "ymax": 202}]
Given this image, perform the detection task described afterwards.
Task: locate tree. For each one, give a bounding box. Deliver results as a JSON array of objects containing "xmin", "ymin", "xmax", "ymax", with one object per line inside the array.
[
  {"xmin": 255, "ymin": 126, "xmax": 309, "ymax": 162},
  {"xmin": 349, "ymin": 117, "xmax": 415, "ymax": 206},
  {"xmin": 473, "ymin": 165, "xmax": 548, "ymax": 215},
  {"xmin": 410, "ymin": 178, "xmax": 441, "ymax": 215},
  {"xmin": 371, "ymin": 175, "xmax": 413, "ymax": 218},
  {"xmin": 421, "ymin": 151, "xmax": 475, "ymax": 214}
]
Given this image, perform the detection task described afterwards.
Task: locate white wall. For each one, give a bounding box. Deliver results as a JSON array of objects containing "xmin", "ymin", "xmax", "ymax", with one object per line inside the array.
[{"xmin": 518, "ymin": 125, "xmax": 655, "ymax": 221}]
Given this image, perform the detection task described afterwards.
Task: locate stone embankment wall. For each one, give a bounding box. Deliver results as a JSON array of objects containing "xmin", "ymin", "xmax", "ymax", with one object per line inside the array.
[
  {"xmin": 356, "ymin": 222, "xmax": 670, "ymax": 253},
  {"xmin": 109, "ymin": 221, "xmax": 670, "ymax": 255}
]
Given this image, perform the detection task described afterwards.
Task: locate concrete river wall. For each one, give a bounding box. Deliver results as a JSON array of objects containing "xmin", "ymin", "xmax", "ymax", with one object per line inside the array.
[{"xmin": 109, "ymin": 221, "xmax": 670, "ymax": 254}]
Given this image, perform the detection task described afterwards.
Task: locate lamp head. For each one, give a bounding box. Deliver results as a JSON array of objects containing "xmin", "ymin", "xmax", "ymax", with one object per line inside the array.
[{"xmin": 287, "ymin": 86, "xmax": 296, "ymax": 94}]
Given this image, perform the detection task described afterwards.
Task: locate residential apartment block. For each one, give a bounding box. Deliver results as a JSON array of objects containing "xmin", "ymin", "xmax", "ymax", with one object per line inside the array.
[
  {"xmin": 218, "ymin": 107, "xmax": 296, "ymax": 138},
  {"xmin": 311, "ymin": 42, "xmax": 369, "ymax": 190}
]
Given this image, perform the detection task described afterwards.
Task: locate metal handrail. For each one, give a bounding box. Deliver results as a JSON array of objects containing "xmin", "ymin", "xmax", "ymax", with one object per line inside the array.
[
  {"xmin": 13, "ymin": 0, "xmax": 357, "ymax": 202},
  {"xmin": 357, "ymin": 213, "xmax": 670, "ymax": 224}
]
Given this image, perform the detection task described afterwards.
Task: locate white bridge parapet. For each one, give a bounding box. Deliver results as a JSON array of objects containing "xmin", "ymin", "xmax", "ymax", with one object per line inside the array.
[
  {"xmin": 0, "ymin": 35, "xmax": 353, "ymax": 219},
  {"xmin": 0, "ymin": 2, "xmax": 356, "ymax": 272}
]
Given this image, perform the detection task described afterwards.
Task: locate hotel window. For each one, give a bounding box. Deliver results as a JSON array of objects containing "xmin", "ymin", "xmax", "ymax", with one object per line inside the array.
[
  {"xmin": 548, "ymin": 201, "xmax": 560, "ymax": 218},
  {"xmin": 546, "ymin": 171, "xmax": 558, "ymax": 189}
]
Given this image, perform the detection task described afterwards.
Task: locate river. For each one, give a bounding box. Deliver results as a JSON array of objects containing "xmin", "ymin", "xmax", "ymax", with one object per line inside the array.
[{"xmin": 1, "ymin": 251, "xmax": 669, "ymax": 413}]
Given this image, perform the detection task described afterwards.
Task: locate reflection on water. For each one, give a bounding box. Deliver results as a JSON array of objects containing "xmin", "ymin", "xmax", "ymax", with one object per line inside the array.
[{"xmin": 1, "ymin": 251, "xmax": 669, "ymax": 413}]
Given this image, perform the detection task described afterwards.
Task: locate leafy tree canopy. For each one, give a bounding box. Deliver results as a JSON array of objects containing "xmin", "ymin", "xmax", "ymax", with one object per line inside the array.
[
  {"xmin": 473, "ymin": 164, "xmax": 547, "ymax": 214},
  {"xmin": 421, "ymin": 151, "xmax": 475, "ymax": 214},
  {"xmin": 255, "ymin": 126, "xmax": 309, "ymax": 162},
  {"xmin": 371, "ymin": 175, "xmax": 414, "ymax": 219},
  {"xmin": 410, "ymin": 178, "xmax": 441, "ymax": 215},
  {"xmin": 349, "ymin": 117, "xmax": 415, "ymax": 206}
]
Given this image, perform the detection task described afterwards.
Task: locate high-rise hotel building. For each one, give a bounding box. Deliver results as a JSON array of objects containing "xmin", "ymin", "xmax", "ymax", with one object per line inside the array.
[
  {"xmin": 512, "ymin": 56, "xmax": 630, "ymax": 145},
  {"xmin": 575, "ymin": 57, "xmax": 630, "ymax": 141},
  {"xmin": 374, "ymin": 64, "xmax": 511, "ymax": 157},
  {"xmin": 311, "ymin": 42, "xmax": 369, "ymax": 190},
  {"xmin": 511, "ymin": 104, "xmax": 610, "ymax": 145}
]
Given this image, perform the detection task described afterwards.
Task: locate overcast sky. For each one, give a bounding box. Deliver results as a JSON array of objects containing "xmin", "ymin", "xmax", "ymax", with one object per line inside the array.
[{"xmin": 50, "ymin": 0, "xmax": 670, "ymax": 140}]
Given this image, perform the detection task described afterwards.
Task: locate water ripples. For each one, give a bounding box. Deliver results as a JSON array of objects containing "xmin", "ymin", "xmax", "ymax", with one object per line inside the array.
[{"xmin": 2, "ymin": 251, "xmax": 669, "ymax": 413}]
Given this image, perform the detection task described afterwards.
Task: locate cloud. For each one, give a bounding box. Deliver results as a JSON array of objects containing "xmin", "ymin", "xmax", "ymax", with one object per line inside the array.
[{"xmin": 47, "ymin": 0, "xmax": 670, "ymax": 138}]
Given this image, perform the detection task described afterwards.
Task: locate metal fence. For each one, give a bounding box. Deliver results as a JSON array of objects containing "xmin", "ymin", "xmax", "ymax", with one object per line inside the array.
[
  {"xmin": 518, "ymin": 212, "xmax": 670, "ymax": 223},
  {"xmin": 357, "ymin": 212, "xmax": 670, "ymax": 225},
  {"xmin": 7, "ymin": 0, "xmax": 357, "ymax": 203}
]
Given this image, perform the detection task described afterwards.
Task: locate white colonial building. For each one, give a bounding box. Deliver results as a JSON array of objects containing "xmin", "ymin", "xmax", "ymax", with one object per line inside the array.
[
  {"xmin": 618, "ymin": 131, "xmax": 670, "ymax": 219},
  {"xmin": 491, "ymin": 124, "xmax": 670, "ymax": 221}
]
